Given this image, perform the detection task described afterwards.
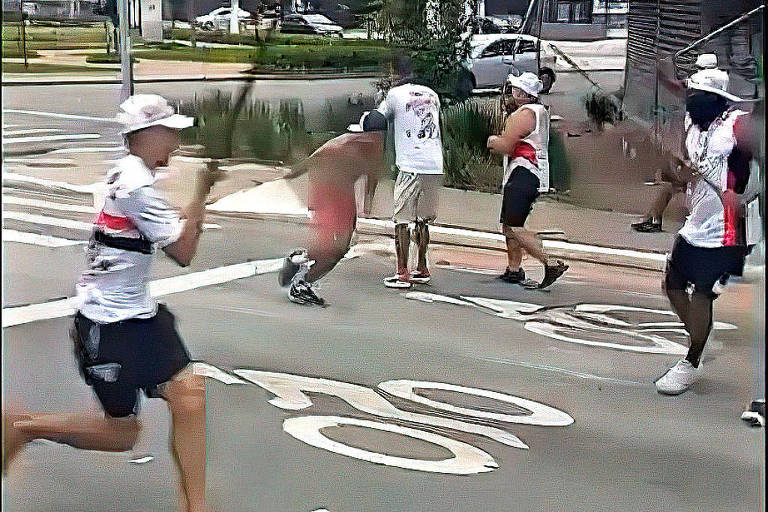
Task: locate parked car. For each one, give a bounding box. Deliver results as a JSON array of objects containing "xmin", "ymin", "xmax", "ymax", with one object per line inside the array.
[
  {"xmin": 462, "ymin": 34, "xmax": 557, "ymax": 94},
  {"xmin": 471, "ymin": 16, "xmax": 519, "ymax": 34},
  {"xmin": 195, "ymin": 7, "xmax": 251, "ymax": 31},
  {"xmin": 280, "ymin": 13, "xmax": 343, "ymax": 36}
]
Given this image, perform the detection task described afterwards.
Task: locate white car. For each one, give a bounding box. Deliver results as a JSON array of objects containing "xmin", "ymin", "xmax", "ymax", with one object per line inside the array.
[
  {"xmin": 195, "ymin": 7, "xmax": 251, "ymax": 31},
  {"xmin": 464, "ymin": 34, "xmax": 557, "ymax": 93}
]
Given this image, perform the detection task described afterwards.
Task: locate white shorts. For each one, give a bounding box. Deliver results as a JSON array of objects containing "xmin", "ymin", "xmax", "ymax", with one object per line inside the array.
[{"xmin": 392, "ymin": 170, "xmax": 442, "ymax": 224}]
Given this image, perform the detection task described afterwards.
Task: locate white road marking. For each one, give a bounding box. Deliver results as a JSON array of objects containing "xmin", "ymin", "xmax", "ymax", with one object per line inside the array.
[
  {"xmin": 128, "ymin": 456, "xmax": 155, "ymax": 464},
  {"xmin": 234, "ymin": 370, "xmax": 528, "ymax": 450},
  {"xmin": 3, "ymin": 211, "xmax": 93, "ymax": 231},
  {"xmin": 3, "ymin": 129, "xmax": 66, "ymax": 136},
  {"xmin": 1, "ymin": 257, "xmax": 283, "ymax": 328},
  {"xmin": 378, "ymin": 380, "xmax": 573, "ymax": 427},
  {"xmin": 191, "ymin": 362, "xmax": 247, "ymax": 385},
  {"xmin": 2, "ymin": 134, "xmax": 101, "ymax": 145},
  {"xmin": 4, "ymin": 197, "xmax": 97, "ymax": 213},
  {"xmin": 3, "ymin": 157, "xmax": 75, "ymax": 166},
  {"xmin": 283, "ymin": 415, "xmax": 499, "ymax": 475},
  {"xmin": 2, "ymin": 109, "xmax": 118, "ymax": 123},
  {"xmin": 2, "ymin": 229, "xmax": 86, "ymax": 247},
  {"xmin": 2, "ymin": 172, "xmax": 101, "ymax": 194},
  {"xmin": 3, "ymin": 210, "xmax": 220, "ymax": 231},
  {"xmin": 50, "ymin": 146, "xmax": 126, "ymax": 155}
]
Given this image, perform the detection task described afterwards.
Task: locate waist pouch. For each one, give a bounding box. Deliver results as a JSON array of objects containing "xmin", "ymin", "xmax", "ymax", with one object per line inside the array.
[{"xmin": 94, "ymin": 230, "xmax": 153, "ymax": 254}]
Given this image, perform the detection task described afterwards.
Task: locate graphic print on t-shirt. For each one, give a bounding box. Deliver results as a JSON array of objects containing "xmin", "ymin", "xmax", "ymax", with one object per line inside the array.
[{"xmin": 405, "ymin": 93, "xmax": 439, "ymax": 141}]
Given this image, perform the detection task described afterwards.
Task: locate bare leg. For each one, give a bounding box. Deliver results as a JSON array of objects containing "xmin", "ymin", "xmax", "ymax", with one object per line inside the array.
[
  {"xmin": 646, "ymin": 182, "xmax": 675, "ymax": 222},
  {"xmin": 505, "ymin": 236, "xmax": 523, "ymax": 271},
  {"xmin": 413, "ymin": 221, "xmax": 430, "ymax": 273},
  {"xmin": 505, "ymin": 226, "xmax": 550, "ymax": 266},
  {"xmin": 683, "ymin": 293, "xmax": 714, "ymax": 367},
  {"xmin": 161, "ymin": 372, "xmax": 208, "ymax": 512},
  {"xmin": 4, "ymin": 412, "xmax": 140, "ymax": 473},
  {"xmin": 394, "ymin": 223, "xmax": 410, "ymax": 274}
]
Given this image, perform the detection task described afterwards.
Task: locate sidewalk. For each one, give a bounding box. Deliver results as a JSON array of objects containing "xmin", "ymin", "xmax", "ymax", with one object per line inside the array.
[{"xmin": 206, "ymin": 172, "xmax": 674, "ymax": 271}]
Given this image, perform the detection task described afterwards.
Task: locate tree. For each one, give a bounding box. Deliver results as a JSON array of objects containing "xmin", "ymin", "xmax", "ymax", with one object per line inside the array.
[{"xmin": 377, "ymin": 0, "xmax": 479, "ymax": 101}]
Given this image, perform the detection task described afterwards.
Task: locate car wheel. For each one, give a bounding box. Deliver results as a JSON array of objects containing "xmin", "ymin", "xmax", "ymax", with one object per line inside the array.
[
  {"xmin": 539, "ymin": 70, "xmax": 555, "ymax": 94},
  {"xmin": 202, "ymin": 21, "xmax": 214, "ymax": 31}
]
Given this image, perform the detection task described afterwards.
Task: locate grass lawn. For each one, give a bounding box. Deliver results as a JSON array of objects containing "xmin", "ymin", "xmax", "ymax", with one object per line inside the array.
[{"xmin": 1, "ymin": 62, "xmax": 116, "ymax": 73}]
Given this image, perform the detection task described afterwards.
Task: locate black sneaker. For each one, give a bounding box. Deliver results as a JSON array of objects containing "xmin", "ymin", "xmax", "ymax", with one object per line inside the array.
[
  {"xmin": 631, "ymin": 220, "xmax": 662, "ymax": 233},
  {"xmin": 278, "ymin": 248, "xmax": 308, "ymax": 287},
  {"xmin": 499, "ymin": 268, "xmax": 526, "ymax": 284},
  {"xmin": 741, "ymin": 400, "xmax": 765, "ymax": 427},
  {"xmin": 539, "ymin": 261, "xmax": 569, "ymax": 289},
  {"xmin": 288, "ymin": 280, "xmax": 326, "ymax": 306}
]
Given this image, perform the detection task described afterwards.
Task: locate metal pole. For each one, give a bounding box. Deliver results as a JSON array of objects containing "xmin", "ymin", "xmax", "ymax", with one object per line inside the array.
[
  {"xmin": 118, "ymin": 0, "xmax": 133, "ymax": 102},
  {"xmin": 230, "ymin": 0, "xmax": 240, "ymax": 34},
  {"xmin": 20, "ymin": 2, "xmax": 28, "ymax": 69}
]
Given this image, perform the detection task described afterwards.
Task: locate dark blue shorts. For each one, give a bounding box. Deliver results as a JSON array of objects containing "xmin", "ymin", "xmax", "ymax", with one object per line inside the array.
[
  {"xmin": 72, "ymin": 304, "xmax": 191, "ymax": 417},
  {"xmin": 665, "ymin": 236, "xmax": 746, "ymax": 298},
  {"xmin": 500, "ymin": 166, "xmax": 540, "ymax": 227}
]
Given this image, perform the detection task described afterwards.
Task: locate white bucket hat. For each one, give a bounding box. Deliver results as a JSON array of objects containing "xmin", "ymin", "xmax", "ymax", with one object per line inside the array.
[
  {"xmin": 694, "ymin": 53, "xmax": 718, "ymax": 70},
  {"xmin": 686, "ymin": 68, "xmax": 743, "ymax": 102},
  {"xmin": 505, "ymin": 72, "xmax": 543, "ymax": 98},
  {"xmin": 117, "ymin": 94, "xmax": 194, "ymax": 134}
]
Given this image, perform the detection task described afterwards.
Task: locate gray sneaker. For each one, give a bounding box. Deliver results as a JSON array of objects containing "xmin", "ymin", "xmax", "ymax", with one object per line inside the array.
[
  {"xmin": 655, "ymin": 359, "xmax": 702, "ymax": 395},
  {"xmin": 288, "ymin": 280, "xmax": 325, "ymax": 306}
]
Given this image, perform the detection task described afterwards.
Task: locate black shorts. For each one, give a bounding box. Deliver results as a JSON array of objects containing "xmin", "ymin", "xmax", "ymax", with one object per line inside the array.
[
  {"xmin": 665, "ymin": 236, "xmax": 746, "ymax": 298},
  {"xmin": 500, "ymin": 166, "xmax": 540, "ymax": 227},
  {"xmin": 72, "ymin": 304, "xmax": 191, "ymax": 417}
]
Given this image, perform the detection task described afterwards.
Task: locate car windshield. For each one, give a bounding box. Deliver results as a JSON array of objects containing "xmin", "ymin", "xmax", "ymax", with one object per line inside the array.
[{"xmin": 303, "ymin": 15, "xmax": 334, "ymax": 24}]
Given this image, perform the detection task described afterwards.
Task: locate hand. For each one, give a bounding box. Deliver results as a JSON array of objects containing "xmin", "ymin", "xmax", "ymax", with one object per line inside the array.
[
  {"xmin": 195, "ymin": 162, "xmax": 226, "ymax": 199},
  {"xmin": 487, "ymin": 136, "xmax": 498, "ymax": 150}
]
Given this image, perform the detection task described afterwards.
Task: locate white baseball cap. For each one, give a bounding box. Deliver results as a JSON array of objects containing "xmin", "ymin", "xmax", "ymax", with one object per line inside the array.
[
  {"xmin": 117, "ymin": 94, "xmax": 194, "ymax": 134},
  {"xmin": 686, "ymin": 68, "xmax": 742, "ymax": 102},
  {"xmin": 505, "ymin": 72, "xmax": 543, "ymax": 98},
  {"xmin": 694, "ymin": 53, "xmax": 718, "ymax": 70}
]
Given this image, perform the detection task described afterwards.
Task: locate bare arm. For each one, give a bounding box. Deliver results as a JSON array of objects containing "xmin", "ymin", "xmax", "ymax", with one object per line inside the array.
[
  {"xmin": 487, "ymin": 108, "xmax": 535, "ymax": 155},
  {"xmin": 163, "ymin": 163, "xmax": 222, "ymax": 267}
]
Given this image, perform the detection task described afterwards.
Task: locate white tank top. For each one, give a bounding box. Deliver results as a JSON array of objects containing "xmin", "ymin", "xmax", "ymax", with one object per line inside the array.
[{"xmin": 503, "ymin": 103, "xmax": 550, "ymax": 192}]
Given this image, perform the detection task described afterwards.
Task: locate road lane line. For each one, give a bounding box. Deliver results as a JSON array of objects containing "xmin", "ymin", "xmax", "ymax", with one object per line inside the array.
[
  {"xmin": 3, "ymin": 196, "xmax": 97, "ymax": 213},
  {"xmin": 3, "ymin": 211, "xmax": 221, "ymax": 231},
  {"xmin": 2, "ymin": 257, "xmax": 283, "ymax": 328},
  {"xmin": 2, "ymin": 229, "xmax": 86, "ymax": 247},
  {"xmin": 2, "ymin": 172, "xmax": 101, "ymax": 194},
  {"xmin": 478, "ymin": 357, "xmax": 650, "ymax": 387},
  {"xmin": 4, "ymin": 129, "xmax": 66, "ymax": 136},
  {"xmin": 2, "ymin": 134, "xmax": 101, "ymax": 145},
  {"xmin": 2, "ymin": 109, "xmax": 118, "ymax": 123}
]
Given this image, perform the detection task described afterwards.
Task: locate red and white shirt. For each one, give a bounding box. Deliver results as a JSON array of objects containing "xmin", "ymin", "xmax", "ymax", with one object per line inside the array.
[
  {"xmin": 679, "ymin": 109, "xmax": 748, "ymax": 248},
  {"xmin": 77, "ymin": 155, "xmax": 183, "ymax": 323}
]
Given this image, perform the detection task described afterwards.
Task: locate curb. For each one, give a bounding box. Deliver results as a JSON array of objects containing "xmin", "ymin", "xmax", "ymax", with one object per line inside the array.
[
  {"xmin": 0, "ymin": 72, "xmax": 381, "ymax": 86},
  {"xmin": 207, "ymin": 210, "xmax": 667, "ymax": 272}
]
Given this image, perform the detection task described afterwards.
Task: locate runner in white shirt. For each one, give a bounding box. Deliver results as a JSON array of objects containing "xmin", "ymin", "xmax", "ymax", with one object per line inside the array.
[
  {"xmin": 364, "ymin": 58, "xmax": 444, "ymax": 288},
  {"xmin": 3, "ymin": 95, "xmax": 222, "ymax": 512},
  {"xmin": 656, "ymin": 68, "xmax": 754, "ymax": 396}
]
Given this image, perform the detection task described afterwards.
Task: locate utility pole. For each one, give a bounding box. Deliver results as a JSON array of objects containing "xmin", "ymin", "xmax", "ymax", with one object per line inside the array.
[
  {"xmin": 230, "ymin": 0, "xmax": 240, "ymax": 34},
  {"xmin": 20, "ymin": 1, "xmax": 28, "ymax": 69},
  {"xmin": 118, "ymin": 0, "xmax": 133, "ymax": 102}
]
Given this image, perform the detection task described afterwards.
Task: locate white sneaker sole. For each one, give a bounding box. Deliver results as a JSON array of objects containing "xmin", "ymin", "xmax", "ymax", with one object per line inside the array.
[
  {"xmin": 384, "ymin": 279, "xmax": 412, "ymax": 289},
  {"xmin": 409, "ymin": 276, "xmax": 431, "ymax": 284}
]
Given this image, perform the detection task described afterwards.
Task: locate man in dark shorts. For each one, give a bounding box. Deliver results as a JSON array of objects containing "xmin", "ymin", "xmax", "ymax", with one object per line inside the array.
[
  {"xmin": 278, "ymin": 124, "xmax": 386, "ymax": 305},
  {"xmin": 2, "ymin": 95, "xmax": 221, "ymax": 512},
  {"xmin": 656, "ymin": 67, "xmax": 753, "ymax": 395},
  {"xmin": 487, "ymin": 73, "xmax": 568, "ymax": 289}
]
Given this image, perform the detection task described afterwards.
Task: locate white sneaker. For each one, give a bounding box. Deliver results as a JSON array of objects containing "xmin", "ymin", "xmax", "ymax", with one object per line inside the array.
[
  {"xmin": 384, "ymin": 274, "xmax": 412, "ymax": 289},
  {"xmin": 655, "ymin": 359, "xmax": 703, "ymax": 395}
]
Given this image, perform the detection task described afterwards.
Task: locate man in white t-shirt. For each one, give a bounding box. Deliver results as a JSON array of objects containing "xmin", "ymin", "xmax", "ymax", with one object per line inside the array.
[
  {"xmin": 364, "ymin": 59, "xmax": 444, "ymax": 288},
  {"xmin": 656, "ymin": 68, "xmax": 753, "ymax": 396},
  {"xmin": 3, "ymin": 95, "xmax": 221, "ymax": 512}
]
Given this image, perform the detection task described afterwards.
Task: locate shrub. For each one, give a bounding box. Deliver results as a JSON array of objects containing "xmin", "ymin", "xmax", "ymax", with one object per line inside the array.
[{"xmin": 441, "ymin": 100, "xmax": 504, "ymax": 190}]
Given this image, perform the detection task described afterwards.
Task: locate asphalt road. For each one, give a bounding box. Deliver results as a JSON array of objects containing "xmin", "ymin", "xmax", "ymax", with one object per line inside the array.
[
  {"xmin": 2, "ymin": 182, "xmax": 764, "ymax": 512},
  {"xmin": 2, "ymin": 74, "xmax": 764, "ymax": 512}
]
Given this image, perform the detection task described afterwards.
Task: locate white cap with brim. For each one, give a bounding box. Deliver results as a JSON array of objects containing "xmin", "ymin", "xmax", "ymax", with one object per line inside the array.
[
  {"xmin": 686, "ymin": 68, "xmax": 743, "ymax": 102},
  {"xmin": 118, "ymin": 94, "xmax": 195, "ymax": 134},
  {"xmin": 694, "ymin": 53, "xmax": 718, "ymax": 70},
  {"xmin": 505, "ymin": 72, "xmax": 543, "ymax": 98}
]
